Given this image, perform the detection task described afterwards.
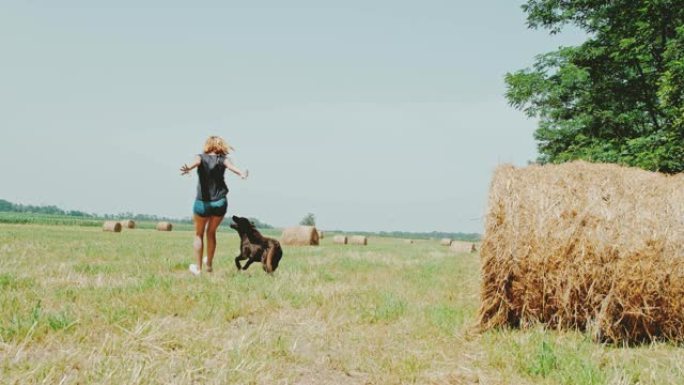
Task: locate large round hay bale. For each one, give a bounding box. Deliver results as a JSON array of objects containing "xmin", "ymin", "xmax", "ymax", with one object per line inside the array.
[
  {"xmin": 119, "ymin": 219, "xmax": 135, "ymax": 229},
  {"xmin": 333, "ymin": 235, "xmax": 348, "ymax": 245},
  {"xmin": 156, "ymin": 222, "xmax": 173, "ymax": 231},
  {"xmin": 479, "ymin": 161, "xmax": 684, "ymax": 343},
  {"xmin": 349, "ymin": 235, "xmax": 368, "ymax": 245},
  {"xmin": 449, "ymin": 241, "xmax": 476, "ymax": 253},
  {"xmin": 102, "ymin": 221, "xmax": 122, "ymax": 233},
  {"xmin": 281, "ymin": 226, "xmax": 319, "ymax": 246},
  {"xmin": 440, "ymin": 238, "xmax": 452, "ymax": 246}
]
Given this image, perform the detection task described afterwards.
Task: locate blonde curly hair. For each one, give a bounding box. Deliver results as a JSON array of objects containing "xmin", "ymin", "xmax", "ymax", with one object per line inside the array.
[{"xmin": 203, "ymin": 136, "xmax": 233, "ymax": 155}]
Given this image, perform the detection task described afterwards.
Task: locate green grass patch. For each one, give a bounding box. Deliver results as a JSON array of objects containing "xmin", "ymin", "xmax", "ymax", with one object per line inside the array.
[{"xmin": 358, "ymin": 291, "xmax": 407, "ymax": 324}]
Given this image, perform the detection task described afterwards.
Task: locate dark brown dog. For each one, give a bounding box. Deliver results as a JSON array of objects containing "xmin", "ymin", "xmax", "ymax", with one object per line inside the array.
[{"xmin": 229, "ymin": 215, "xmax": 283, "ymax": 273}]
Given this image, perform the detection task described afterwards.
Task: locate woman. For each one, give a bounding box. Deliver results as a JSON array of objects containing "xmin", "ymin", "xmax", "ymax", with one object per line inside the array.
[{"xmin": 180, "ymin": 136, "xmax": 248, "ymax": 275}]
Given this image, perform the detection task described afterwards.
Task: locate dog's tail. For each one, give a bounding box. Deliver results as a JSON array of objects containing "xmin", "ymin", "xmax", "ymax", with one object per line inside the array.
[{"xmin": 263, "ymin": 242, "xmax": 282, "ymax": 274}]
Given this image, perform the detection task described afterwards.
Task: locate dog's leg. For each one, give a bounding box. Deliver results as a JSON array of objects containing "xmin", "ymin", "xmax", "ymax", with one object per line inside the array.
[
  {"xmin": 235, "ymin": 254, "xmax": 247, "ymax": 270},
  {"xmin": 242, "ymin": 257, "xmax": 257, "ymax": 270}
]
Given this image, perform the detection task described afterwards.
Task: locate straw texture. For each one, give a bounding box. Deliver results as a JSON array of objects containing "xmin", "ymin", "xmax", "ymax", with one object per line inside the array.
[
  {"xmin": 102, "ymin": 221, "xmax": 122, "ymax": 233},
  {"xmin": 281, "ymin": 226, "xmax": 319, "ymax": 246},
  {"xmin": 349, "ymin": 236, "xmax": 368, "ymax": 246},
  {"xmin": 450, "ymin": 241, "xmax": 476, "ymax": 253},
  {"xmin": 333, "ymin": 235, "xmax": 348, "ymax": 245},
  {"xmin": 118, "ymin": 219, "xmax": 135, "ymax": 229},
  {"xmin": 156, "ymin": 222, "xmax": 173, "ymax": 231},
  {"xmin": 478, "ymin": 161, "xmax": 684, "ymax": 343}
]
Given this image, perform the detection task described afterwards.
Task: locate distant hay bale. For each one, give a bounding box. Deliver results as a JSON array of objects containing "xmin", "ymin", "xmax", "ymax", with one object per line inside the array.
[
  {"xmin": 333, "ymin": 235, "xmax": 348, "ymax": 245},
  {"xmin": 449, "ymin": 241, "xmax": 476, "ymax": 253},
  {"xmin": 119, "ymin": 219, "xmax": 135, "ymax": 229},
  {"xmin": 102, "ymin": 221, "xmax": 122, "ymax": 233},
  {"xmin": 156, "ymin": 222, "xmax": 173, "ymax": 231},
  {"xmin": 281, "ymin": 226, "xmax": 319, "ymax": 246},
  {"xmin": 478, "ymin": 161, "xmax": 684, "ymax": 344},
  {"xmin": 349, "ymin": 236, "xmax": 368, "ymax": 246},
  {"xmin": 440, "ymin": 238, "xmax": 452, "ymax": 246},
  {"xmin": 404, "ymin": 239, "xmax": 414, "ymax": 244}
]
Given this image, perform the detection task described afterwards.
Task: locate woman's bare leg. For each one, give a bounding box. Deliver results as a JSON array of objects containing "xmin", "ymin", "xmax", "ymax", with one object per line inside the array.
[
  {"xmin": 194, "ymin": 214, "xmax": 209, "ymax": 271},
  {"xmin": 205, "ymin": 215, "xmax": 224, "ymax": 272}
]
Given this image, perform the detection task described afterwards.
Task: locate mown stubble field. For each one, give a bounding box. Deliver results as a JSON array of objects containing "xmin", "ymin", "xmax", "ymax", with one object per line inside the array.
[{"xmin": 0, "ymin": 224, "xmax": 682, "ymax": 384}]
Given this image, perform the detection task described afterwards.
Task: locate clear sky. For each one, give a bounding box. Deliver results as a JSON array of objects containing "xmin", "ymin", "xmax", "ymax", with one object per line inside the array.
[{"xmin": 0, "ymin": 0, "xmax": 585, "ymax": 233}]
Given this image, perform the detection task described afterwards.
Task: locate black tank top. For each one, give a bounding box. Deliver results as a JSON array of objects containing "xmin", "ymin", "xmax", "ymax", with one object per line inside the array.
[{"xmin": 196, "ymin": 154, "xmax": 229, "ymax": 201}]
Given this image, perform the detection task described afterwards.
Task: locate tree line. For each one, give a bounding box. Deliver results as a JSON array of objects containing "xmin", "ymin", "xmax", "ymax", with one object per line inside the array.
[
  {"xmin": 344, "ymin": 230, "xmax": 481, "ymax": 242},
  {"xmin": 0, "ymin": 199, "xmax": 273, "ymax": 229},
  {"xmin": 0, "ymin": 199, "xmax": 93, "ymax": 217}
]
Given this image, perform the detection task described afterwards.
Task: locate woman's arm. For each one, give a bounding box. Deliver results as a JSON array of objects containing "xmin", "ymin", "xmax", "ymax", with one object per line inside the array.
[
  {"xmin": 224, "ymin": 158, "xmax": 248, "ymax": 179},
  {"xmin": 180, "ymin": 156, "xmax": 201, "ymax": 175}
]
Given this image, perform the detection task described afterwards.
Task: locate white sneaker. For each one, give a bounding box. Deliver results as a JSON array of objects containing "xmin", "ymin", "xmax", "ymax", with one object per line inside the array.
[{"xmin": 189, "ymin": 264, "xmax": 201, "ymax": 276}]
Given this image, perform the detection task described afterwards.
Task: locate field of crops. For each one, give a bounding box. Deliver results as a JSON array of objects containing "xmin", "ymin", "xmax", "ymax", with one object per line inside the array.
[{"xmin": 0, "ymin": 223, "xmax": 682, "ymax": 384}]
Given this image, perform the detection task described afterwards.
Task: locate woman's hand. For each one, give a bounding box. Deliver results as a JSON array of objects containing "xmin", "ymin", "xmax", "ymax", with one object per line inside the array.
[
  {"xmin": 181, "ymin": 156, "xmax": 201, "ymax": 175},
  {"xmin": 180, "ymin": 164, "xmax": 192, "ymax": 175},
  {"xmin": 241, "ymin": 169, "xmax": 249, "ymax": 180}
]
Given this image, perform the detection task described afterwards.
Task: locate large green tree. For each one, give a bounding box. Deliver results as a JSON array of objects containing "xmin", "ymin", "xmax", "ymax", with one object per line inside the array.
[{"xmin": 506, "ymin": 0, "xmax": 684, "ymax": 173}]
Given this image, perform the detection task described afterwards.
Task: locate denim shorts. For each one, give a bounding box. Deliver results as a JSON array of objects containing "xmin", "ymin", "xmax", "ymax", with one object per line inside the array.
[{"xmin": 193, "ymin": 198, "xmax": 227, "ymax": 217}]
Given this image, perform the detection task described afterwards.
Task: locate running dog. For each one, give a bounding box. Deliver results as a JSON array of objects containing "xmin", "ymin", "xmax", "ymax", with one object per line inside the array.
[{"xmin": 229, "ymin": 215, "xmax": 283, "ymax": 273}]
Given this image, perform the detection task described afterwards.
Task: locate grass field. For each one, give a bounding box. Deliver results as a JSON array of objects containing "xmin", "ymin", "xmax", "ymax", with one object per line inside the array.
[{"xmin": 0, "ymin": 224, "xmax": 682, "ymax": 384}]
